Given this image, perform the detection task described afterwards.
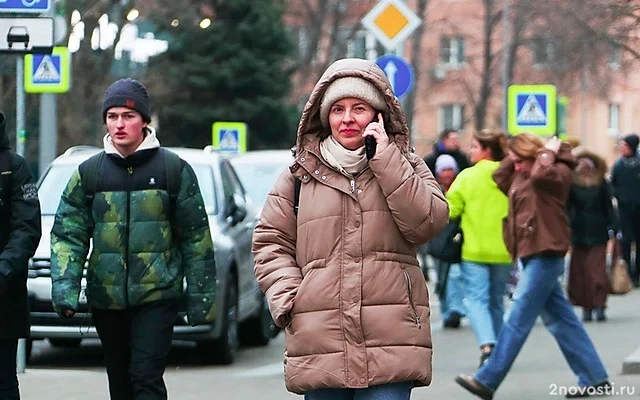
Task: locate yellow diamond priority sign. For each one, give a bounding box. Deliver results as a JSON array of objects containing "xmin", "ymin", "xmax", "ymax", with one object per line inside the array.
[{"xmin": 362, "ymin": 0, "xmax": 421, "ymax": 51}]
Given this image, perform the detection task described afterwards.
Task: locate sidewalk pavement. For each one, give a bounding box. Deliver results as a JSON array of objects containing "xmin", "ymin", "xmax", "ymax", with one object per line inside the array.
[{"xmin": 18, "ymin": 284, "xmax": 640, "ymax": 399}]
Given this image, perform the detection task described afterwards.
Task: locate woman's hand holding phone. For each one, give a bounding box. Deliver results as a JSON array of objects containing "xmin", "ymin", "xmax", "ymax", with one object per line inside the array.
[{"xmin": 363, "ymin": 113, "xmax": 389, "ymax": 159}]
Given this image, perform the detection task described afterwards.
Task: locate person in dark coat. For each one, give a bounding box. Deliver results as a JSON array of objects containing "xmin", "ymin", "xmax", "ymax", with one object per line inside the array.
[
  {"xmin": 424, "ymin": 129, "xmax": 471, "ymax": 175},
  {"xmin": 567, "ymin": 152, "xmax": 618, "ymax": 322},
  {"xmin": 0, "ymin": 112, "xmax": 42, "ymax": 400},
  {"xmin": 610, "ymin": 133, "xmax": 640, "ymax": 287}
]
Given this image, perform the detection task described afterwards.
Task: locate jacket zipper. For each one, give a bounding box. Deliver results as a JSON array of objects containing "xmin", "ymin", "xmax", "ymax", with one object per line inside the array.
[
  {"xmin": 402, "ymin": 269, "xmax": 422, "ymax": 329},
  {"xmin": 124, "ymin": 166, "xmax": 133, "ymax": 307}
]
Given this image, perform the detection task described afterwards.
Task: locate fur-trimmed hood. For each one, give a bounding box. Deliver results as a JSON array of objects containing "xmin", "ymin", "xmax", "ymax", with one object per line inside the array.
[
  {"xmin": 295, "ymin": 58, "xmax": 410, "ymax": 156},
  {"xmin": 573, "ymin": 150, "xmax": 607, "ymax": 187}
]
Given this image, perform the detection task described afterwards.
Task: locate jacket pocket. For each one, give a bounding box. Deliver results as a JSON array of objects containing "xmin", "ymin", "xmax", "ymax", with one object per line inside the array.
[
  {"xmin": 402, "ymin": 269, "xmax": 422, "ymax": 329},
  {"xmin": 300, "ymin": 258, "xmax": 326, "ymax": 277}
]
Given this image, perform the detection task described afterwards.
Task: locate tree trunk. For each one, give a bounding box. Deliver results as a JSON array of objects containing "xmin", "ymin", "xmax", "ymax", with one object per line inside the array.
[
  {"xmin": 404, "ymin": 0, "xmax": 428, "ymax": 146},
  {"xmin": 475, "ymin": 0, "xmax": 495, "ymax": 131}
]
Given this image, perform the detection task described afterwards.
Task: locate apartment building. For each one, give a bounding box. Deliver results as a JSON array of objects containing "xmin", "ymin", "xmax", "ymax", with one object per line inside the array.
[{"xmin": 286, "ymin": 0, "xmax": 640, "ymax": 164}]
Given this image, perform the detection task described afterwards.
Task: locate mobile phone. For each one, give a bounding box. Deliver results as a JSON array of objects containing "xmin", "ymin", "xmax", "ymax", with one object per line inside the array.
[{"xmin": 365, "ymin": 135, "xmax": 376, "ymax": 160}]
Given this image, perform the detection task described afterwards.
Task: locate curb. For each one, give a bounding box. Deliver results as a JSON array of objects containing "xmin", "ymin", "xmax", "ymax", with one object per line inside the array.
[{"xmin": 622, "ymin": 346, "xmax": 640, "ymax": 374}]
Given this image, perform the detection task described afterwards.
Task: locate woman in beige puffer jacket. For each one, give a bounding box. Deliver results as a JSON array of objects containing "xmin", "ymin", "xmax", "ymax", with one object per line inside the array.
[{"xmin": 252, "ymin": 58, "xmax": 449, "ymax": 399}]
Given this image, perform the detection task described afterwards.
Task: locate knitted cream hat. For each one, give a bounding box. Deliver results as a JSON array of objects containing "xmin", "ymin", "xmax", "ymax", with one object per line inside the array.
[{"xmin": 320, "ymin": 77, "xmax": 386, "ymax": 127}]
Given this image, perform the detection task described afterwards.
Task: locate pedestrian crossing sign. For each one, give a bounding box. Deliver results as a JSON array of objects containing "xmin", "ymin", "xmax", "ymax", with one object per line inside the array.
[
  {"xmin": 507, "ymin": 85, "xmax": 557, "ymax": 136},
  {"xmin": 24, "ymin": 46, "xmax": 70, "ymax": 93},
  {"xmin": 212, "ymin": 122, "xmax": 247, "ymax": 154}
]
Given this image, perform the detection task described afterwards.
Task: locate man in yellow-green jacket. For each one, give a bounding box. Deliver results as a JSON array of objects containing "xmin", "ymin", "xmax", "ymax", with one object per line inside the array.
[{"xmin": 446, "ymin": 130, "xmax": 512, "ymax": 368}]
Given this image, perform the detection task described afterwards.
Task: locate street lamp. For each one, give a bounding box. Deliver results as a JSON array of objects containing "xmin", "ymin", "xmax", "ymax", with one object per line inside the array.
[
  {"xmin": 199, "ymin": 18, "xmax": 211, "ymax": 29},
  {"xmin": 126, "ymin": 8, "xmax": 139, "ymax": 22}
]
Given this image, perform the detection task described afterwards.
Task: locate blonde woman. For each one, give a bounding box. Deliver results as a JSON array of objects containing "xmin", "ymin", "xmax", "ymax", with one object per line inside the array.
[
  {"xmin": 455, "ymin": 134, "xmax": 610, "ymax": 399},
  {"xmin": 445, "ymin": 130, "xmax": 512, "ymax": 367}
]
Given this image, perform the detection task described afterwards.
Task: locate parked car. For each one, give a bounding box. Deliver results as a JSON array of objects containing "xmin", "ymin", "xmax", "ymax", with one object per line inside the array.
[
  {"xmin": 27, "ymin": 146, "xmax": 277, "ymax": 364},
  {"xmin": 229, "ymin": 149, "xmax": 295, "ymax": 213}
]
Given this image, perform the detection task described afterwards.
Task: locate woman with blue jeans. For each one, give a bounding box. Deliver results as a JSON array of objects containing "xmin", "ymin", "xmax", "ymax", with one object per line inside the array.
[
  {"xmin": 455, "ymin": 134, "xmax": 610, "ymax": 399},
  {"xmin": 446, "ymin": 130, "xmax": 512, "ymax": 367}
]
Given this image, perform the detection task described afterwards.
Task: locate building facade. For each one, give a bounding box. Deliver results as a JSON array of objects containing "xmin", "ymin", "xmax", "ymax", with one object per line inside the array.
[{"xmin": 286, "ymin": 0, "xmax": 640, "ymax": 165}]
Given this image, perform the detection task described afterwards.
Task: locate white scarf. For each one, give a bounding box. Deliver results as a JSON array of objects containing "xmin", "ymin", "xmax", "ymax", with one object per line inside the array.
[
  {"xmin": 103, "ymin": 127, "xmax": 160, "ymax": 158},
  {"xmin": 319, "ymin": 136, "xmax": 368, "ymax": 177}
]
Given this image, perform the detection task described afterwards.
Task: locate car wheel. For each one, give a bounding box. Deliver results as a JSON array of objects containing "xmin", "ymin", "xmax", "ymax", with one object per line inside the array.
[
  {"xmin": 49, "ymin": 338, "xmax": 82, "ymax": 348},
  {"xmin": 239, "ymin": 296, "xmax": 280, "ymax": 346},
  {"xmin": 198, "ymin": 273, "xmax": 238, "ymax": 365}
]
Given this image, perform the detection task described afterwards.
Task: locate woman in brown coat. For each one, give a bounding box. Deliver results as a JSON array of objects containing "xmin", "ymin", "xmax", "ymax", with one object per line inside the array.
[
  {"xmin": 455, "ymin": 134, "xmax": 610, "ymax": 399},
  {"xmin": 252, "ymin": 58, "xmax": 449, "ymax": 399},
  {"xmin": 568, "ymin": 152, "xmax": 618, "ymax": 322}
]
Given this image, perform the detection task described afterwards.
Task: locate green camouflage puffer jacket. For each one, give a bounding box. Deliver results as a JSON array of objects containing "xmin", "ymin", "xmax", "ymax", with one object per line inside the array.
[{"xmin": 50, "ymin": 146, "xmax": 216, "ymax": 326}]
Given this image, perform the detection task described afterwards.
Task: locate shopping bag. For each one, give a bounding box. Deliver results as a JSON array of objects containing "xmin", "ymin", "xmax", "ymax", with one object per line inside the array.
[{"xmin": 609, "ymin": 241, "xmax": 633, "ymax": 295}]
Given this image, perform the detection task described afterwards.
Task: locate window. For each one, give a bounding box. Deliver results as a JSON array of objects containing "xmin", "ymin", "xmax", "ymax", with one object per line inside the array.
[
  {"xmin": 608, "ymin": 104, "xmax": 620, "ymax": 136},
  {"xmin": 609, "ymin": 46, "xmax": 621, "ymax": 69},
  {"xmin": 331, "ymin": 27, "xmax": 367, "ymax": 60},
  {"xmin": 532, "ymin": 37, "xmax": 556, "ymax": 65},
  {"xmin": 440, "ymin": 36, "xmax": 465, "ymax": 66},
  {"xmin": 220, "ymin": 160, "xmax": 248, "ymax": 218},
  {"xmin": 439, "ymin": 104, "xmax": 465, "ymax": 131},
  {"xmin": 347, "ymin": 29, "xmax": 367, "ymax": 59},
  {"xmin": 290, "ymin": 26, "xmax": 314, "ymax": 62}
]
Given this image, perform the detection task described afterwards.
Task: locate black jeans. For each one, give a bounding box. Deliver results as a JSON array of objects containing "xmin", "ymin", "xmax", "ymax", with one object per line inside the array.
[
  {"xmin": 0, "ymin": 339, "xmax": 19, "ymax": 400},
  {"xmin": 92, "ymin": 301, "xmax": 178, "ymax": 400}
]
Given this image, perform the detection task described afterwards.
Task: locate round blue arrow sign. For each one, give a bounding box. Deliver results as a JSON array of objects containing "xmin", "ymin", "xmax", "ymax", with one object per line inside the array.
[{"xmin": 375, "ymin": 55, "xmax": 414, "ymax": 98}]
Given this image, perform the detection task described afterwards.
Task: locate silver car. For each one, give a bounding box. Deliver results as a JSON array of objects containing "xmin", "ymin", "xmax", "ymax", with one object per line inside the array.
[
  {"xmin": 27, "ymin": 146, "xmax": 277, "ymax": 364},
  {"xmin": 229, "ymin": 149, "xmax": 295, "ymax": 213}
]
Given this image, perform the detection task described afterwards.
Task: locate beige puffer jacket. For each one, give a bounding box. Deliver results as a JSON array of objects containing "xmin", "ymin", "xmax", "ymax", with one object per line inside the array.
[{"xmin": 252, "ymin": 58, "xmax": 449, "ymax": 394}]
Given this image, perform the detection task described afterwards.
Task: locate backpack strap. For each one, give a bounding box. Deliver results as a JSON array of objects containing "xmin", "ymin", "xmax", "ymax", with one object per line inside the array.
[
  {"xmin": 162, "ymin": 148, "xmax": 182, "ymax": 214},
  {"xmin": 0, "ymin": 149, "xmax": 12, "ymax": 246},
  {"xmin": 293, "ymin": 177, "xmax": 301, "ymax": 217},
  {"xmin": 79, "ymin": 151, "xmax": 105, "ymax": 204}
]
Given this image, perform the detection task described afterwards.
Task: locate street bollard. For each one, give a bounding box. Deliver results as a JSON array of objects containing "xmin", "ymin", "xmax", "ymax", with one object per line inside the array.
[{"xmin": 16, "ymin": 338, "xmax": 26, "ymax": 373}]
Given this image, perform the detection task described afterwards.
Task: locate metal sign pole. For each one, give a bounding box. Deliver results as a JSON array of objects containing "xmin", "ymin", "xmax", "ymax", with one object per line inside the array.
[
  {"xmin": 16, "ymin": 57, "xmax": 27, "ymax": 374},
  {"xmin": 39, "ymin": 3, "xmax": 58, "ymax": 176},
  {"xmin": 15, "ymin": 57, "xmax": 25, "ymax": 157},
  {"xmin": 502, "ymin": 0, "xmax": 510, "ymax": 132}
]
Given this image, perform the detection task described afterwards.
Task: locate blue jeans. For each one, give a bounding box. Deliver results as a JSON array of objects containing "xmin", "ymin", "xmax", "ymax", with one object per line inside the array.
[
  {"xmin": 460, "ymin": 261, "xmax": 512, "ymax": 348},
  {"xmin": 441, "ymin": 263, "xmax": 466, "ymax": 320},
  {"xmin": 304, "ymin": 382, "xmax": 413, "ymax": 400},
  {"xmin": 0, "ymin": 339, "xmax": 19, "ymax": 400},
  {"xmin": 475, "ymin": 256, "xmax": 608, "ymax": 390}
]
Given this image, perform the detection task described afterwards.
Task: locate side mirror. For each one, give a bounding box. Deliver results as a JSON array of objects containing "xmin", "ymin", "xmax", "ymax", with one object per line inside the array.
[{"xmin": 227, "ymin": 193, "xmax": 247, "ymax": 224}]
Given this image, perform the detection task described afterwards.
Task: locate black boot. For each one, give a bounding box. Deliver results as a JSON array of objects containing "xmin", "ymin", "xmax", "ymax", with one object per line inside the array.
[
  {"xmin": 582, "ymin": 309, "xmax": 592, "ymax": 322},
  {"xmin": 443, "ymin": 311, "xmax": 462, "ymax": 329},
  {"xmin": 594, "ymin": 307, "xmax": 606, "ymax": 322}
]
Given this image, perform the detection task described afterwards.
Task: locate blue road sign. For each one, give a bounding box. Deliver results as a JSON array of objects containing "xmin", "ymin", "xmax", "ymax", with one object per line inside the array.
[
  {"xmin": 516, "ymin": 94, "xmax": 547, "ymax": 126},
  {"xmin": 375, "ymin": 54, "xmax": 414, "ymax": 98},
  {"xmin": 219, "ymin": 129, "xmax": 239, "ymax": 152},
  {"xmin": 0, "ymin": 0, "xmax": 51, "ymax": 13},
  {"xmin": 507, "ymin": 85, "xmax": 556, "ymax": 136},
  {"xmin": 31, "ymin": 53, "xmax": 61, "ymax": 84}
]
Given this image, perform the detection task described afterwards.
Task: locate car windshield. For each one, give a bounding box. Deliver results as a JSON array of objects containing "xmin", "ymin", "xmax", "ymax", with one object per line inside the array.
[
  {"xmin": 38, "ymin": 163, "xmax": 218, "ymax": 216},
  {"xmin": 231, "ymin": 161, "xmax": 289, "ymax": 208}
]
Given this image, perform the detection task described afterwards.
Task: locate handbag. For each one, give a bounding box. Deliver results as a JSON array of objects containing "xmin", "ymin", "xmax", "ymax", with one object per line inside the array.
[
  {"xmin": 426, "ymin": 219, "xmax": 463, "ymax": 263},
  {"xmin": 609, "ymin": 240, "xmax": 633, "ymax": 295}
]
